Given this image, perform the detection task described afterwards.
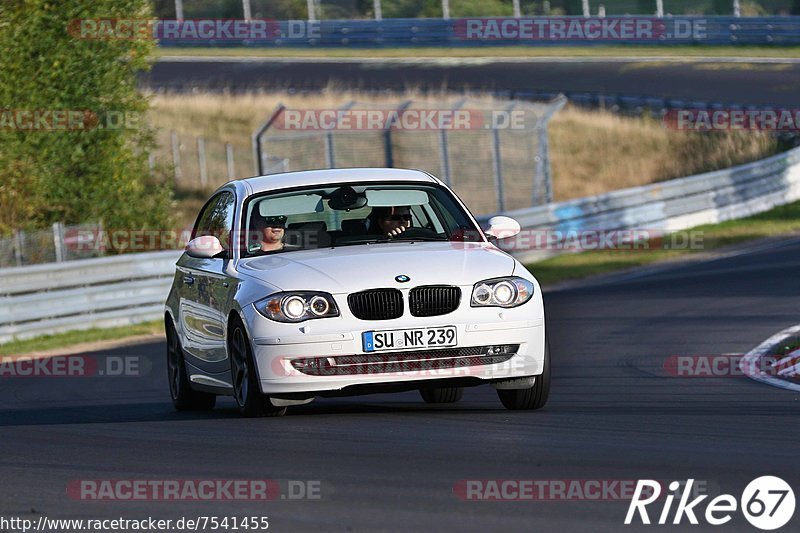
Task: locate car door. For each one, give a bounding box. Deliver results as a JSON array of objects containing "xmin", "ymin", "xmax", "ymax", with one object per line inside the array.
[{"xmin": 180, "ymin": 190, "xmax": 236, "ymax": 369}]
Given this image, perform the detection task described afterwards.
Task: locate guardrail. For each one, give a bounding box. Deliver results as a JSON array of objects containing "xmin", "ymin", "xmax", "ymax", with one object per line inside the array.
[
  {"xmin": 0, "ymin": 251, "xmax": 181, "ymax": 344},
  {"xmin": 485, "ymin": 145, "xmax": 800, "ymax": 263},
  {"xmin": 158, "ymin": 17, "xmax": 800, "ymax": 47},
  {"xmin": 2, "ymin": 145, "xmax": 800, "ymax": 344}
]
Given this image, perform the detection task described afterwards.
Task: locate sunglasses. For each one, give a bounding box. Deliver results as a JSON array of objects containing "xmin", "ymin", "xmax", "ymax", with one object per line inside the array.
[
  {"xmin": 382, "ymin": 214, "xmax": 413, "ymax": 222},
  {"xmin": 262, "ymin": 215, "xmax": 287, "ymax": 228}
]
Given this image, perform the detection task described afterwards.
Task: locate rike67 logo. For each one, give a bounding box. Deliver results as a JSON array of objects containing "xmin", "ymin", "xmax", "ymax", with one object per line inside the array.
[{"xmin": 625, "ymin": 477, "xmax": 795, "ymax": 530}]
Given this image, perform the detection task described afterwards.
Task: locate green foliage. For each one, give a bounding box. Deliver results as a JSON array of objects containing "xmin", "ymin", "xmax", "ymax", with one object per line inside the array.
[{"xmin": 0, "ymin": 0, "xmax": 173, "ymax": 237}]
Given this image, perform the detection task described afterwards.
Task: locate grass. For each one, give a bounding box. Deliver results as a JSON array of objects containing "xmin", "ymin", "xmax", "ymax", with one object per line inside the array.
[
  {"xmin": 147, "ymin": 92, "xmax": 778, "ymax": 225},
  {"xmin": 154, "ymin": 45, "xmax": 800, "ymax": 59},
  {"xmin": 0, "ymin": 320, "xmax": 163, "ymax": 357},
  {"xmin": 528, "ymin": 199, "xmax": 800, "ymax": 284}
]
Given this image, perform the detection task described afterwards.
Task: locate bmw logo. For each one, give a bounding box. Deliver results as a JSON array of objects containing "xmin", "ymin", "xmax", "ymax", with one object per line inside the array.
[{"xmin": 395, "ymin": 275, "xmax": 411, "ymax": 283}]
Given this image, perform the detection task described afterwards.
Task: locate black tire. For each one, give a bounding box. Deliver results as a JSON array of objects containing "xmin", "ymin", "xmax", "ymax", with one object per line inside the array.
[
  {"xmin": 166, "ymin": 318, "xmax": 216, "ymax": 411},
  {"xmin": 497, "ymin": 338, "xmax": 551, "ymax": 411},
  {"xmin": 420, "ymin": 386, "xmax": 464, "ymax": 404},
  {"xmin": 228, "ymin": 318, "xmax": 287, "ymax": 417}
]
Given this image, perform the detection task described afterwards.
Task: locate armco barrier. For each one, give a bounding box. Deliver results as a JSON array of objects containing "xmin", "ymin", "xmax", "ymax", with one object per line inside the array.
[
  {"xmin": 0, "ymin": 251, "xmax": 181, "ymax": 344},
  {"xmin": 483, "ymin": 145, "xmax": 800, "ymax": 263},
  {"xmin": 2, "ymin": 145, "xmax": 800, "ymax": 343},
  {"xmin": 157, "ymin": 17, "xmax": 800, "ymax": 48}
]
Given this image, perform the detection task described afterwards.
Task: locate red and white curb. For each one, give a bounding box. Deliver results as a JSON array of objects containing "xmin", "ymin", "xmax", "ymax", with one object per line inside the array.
[{"xmin": 741, "ymin": 323, "xmax": 800, "ymax": 393}]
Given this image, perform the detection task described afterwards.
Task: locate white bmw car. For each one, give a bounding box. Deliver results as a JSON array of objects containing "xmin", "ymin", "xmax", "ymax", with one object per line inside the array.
[{"xmin": 165, "ymin": 168, "xmax": 549, "ymax": 416}]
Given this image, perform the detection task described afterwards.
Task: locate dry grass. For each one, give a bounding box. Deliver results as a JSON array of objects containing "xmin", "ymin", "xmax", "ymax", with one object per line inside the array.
[
  {"xmin": 148, "ymin": 92, "xmax": 778, "ymax": 217},
  {"xmin": 549, "ymin": 107, "xmax": 778, "ymax": 201}
]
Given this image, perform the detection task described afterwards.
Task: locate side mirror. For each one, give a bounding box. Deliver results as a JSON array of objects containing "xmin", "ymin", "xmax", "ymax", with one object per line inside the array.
[
  {"xmin": 482, "ymin": 216, "xmax": 521, "ymax": 240},
  {"xmin": 186, "ymin": 236, "xmax": 226, "ymax": 259}
]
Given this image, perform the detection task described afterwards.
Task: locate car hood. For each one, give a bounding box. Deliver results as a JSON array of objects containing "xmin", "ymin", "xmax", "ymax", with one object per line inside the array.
[{"xmin": 237, "ymin": 241, "xmax": 515, "ymax": 293}]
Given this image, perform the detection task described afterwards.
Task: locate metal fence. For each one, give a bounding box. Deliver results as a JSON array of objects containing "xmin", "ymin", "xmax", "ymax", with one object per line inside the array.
[
  {"xmin": 160, "ymin": 1, "xmax": 790, "ymax": 20},
  {"xmin": 483, "ymin": 143, "xmax": 800, "ymax": 263},
  {"xmin": 0, "ymin": 251, "xmax": 181, "ymax": 343},
  {"xmin": 158, "ymin": 16, "xmax": 800, "ymax": 47},
  {"xmin": 152, "ymin": 129, "xmax": 251, "ymax": 191},
  {"xmin": 0, "ymin": 223, "xmax": 105, "ymax": 269},
  {"xmin": 253, "ymin": 96, "xmax": 567, "ymax": 215}
]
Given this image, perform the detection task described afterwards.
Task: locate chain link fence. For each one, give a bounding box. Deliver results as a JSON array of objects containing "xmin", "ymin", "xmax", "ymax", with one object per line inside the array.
[
  {"xmin": 0, "ymin": 223, "xmax": 105, "ymax": 269},
  {"xmin": 254, "ymin": 96, "xmax": 566, "ymax": 216}
]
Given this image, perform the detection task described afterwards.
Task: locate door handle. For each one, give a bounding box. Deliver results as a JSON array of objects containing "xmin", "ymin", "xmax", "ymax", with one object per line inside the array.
[{"xmin": 183, "ymin": 275, "xmax": 195, "ymax": 285}]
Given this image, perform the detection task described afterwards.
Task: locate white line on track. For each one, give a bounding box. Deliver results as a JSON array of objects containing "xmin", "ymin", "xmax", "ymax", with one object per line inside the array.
[{"xmin": 741, "ymin": 323, "xmax": 800, "ymax": 393}]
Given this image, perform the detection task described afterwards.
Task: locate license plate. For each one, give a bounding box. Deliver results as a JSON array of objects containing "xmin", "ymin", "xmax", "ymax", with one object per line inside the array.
[{"xmin": 362, "ymin": 326, "xmax": 457, "ymax": 352}]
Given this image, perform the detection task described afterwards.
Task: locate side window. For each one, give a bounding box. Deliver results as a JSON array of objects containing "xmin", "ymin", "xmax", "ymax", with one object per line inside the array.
[{"xmin": 193, "ymin": 191, "xmax": 236, "ymax": 250}]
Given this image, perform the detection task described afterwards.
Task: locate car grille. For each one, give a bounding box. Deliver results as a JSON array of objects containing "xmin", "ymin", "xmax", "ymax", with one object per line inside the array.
[
  {"xmin": 348, "ymin": 288, "xmax": 404, "ymax": 320},
  {"xmin": 291, "ymin": 345, "xmax": 519, "ymax": 376},
  {"xmin": 409, "ymin": 285, "xmax": 461, "ymax": 317}
]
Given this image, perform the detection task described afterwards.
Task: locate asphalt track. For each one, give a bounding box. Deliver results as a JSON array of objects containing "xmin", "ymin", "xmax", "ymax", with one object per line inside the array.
[
  {"xmin": 145, "ymin": 57, "xmax": 800, "ymax": 107},
  {"xmin": 2, "ymin": 237, "xmax": 799, "ymax": 531}
]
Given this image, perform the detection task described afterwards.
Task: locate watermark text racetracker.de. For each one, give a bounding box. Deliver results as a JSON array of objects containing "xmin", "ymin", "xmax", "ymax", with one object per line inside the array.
[
  {"xmin": 663, "ymin": 354, "xmax": 787, "ymax": 378},
  {"xmin": 67, "ymin": 479, "xmax": 322, "ymax": 501},
  {"xmin": 455, "ymin": 17, "xmax": 706, "ymax": 41},
  {"xmin": 453, "ymin": 479, "xmax": 711, "ymax": 501},
  {"xmin": 0, "ymin": 109, "xmax": 143, "ymax": 131},
  {"xmin": 665, "ymin": 108, "xmax": 800, "ymax": 131},
  {"xmin": 274, "ymin": 108, "xmax": 531, "ymax": 131},
  {"xmin": 68, "ymin": 18, "xmax": 319, "ymax": 41},
  {"xmin": 493, "ymin": 229, "xmax": 705, "ymax": 253},
  {"xmin": 0, "ymin": 355, "xmax": 147, "ymax": 378}
]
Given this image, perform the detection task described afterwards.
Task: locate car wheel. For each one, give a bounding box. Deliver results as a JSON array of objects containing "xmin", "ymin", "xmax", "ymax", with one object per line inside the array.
[
  {"xmin": 228, "ymin": 319, "xmax": 287, "ymax": 417},
  {"xmin": 420, "ymin": 386, "xmax": 464, "ymax": 404},
  {"xmin": 166, "ymin": 318, "xmax": 216, "ymax": 411},
  {"xmin": 497, "ymin": 337, "xmax": 551, "ymax": 411}
]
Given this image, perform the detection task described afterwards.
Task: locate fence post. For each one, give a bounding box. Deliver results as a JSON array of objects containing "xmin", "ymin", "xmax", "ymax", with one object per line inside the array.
[
  {"xmin": 656, "ymin": 0, "xmax": 664, "ymax": 17},
  {"xmin": 384, "ymin": 100, "xmax": 413, "ymax": 168},
  {"xmin": 171, "ymin": 131, "xmax": 182, "ymax": 183},
  {"xmin": 733, "ymin": 0, "xmax": 741, "ymax": 17},
  {"xmin": 197, "ymin": 136, "xmax": 208, "ymax": 188},
  {"xmin": 242, "ymin": 0, "xmax": 252, "ymax": 20},
  {"xmin": 491, "ymin": 124, "xmax": 506, "ymax": 213},
  {"xmin": 532, "ymin": 95, "xmax": 567, "ymax": 206},
  {"xmin": 226, "ymin": 143, "xmax": 236, "ymax": 180},
  {"xmin": 13, "ymin": 229, "xmax": 24, "ymax": 267},
  {"xmin": 52, "ymin": 222, "xmax": 66, "ymax": 263},
  {"xmin": 582, "ymin": 0, "xmax": 590, "ymax": 17},
  {"xmin": 325, "ymin": 133, "xmax": 336, "ymax": 169},
  {"xmin": 252, "ymin": 104, "xmax": 287, "ymax": 175},
  {"xmin": 439, "ymin": 99, "xmax": 464, "ymax": 187},
  {"xmin": 512, "ymin": 0, "xmax": 521, "ymax": 17}
]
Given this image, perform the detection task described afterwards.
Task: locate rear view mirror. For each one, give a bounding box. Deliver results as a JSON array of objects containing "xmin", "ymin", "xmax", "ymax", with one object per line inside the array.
[
  {"xmin": 482, "ymin": 216, "xmax": 521, "ymax": 240},
  {"xmin": 186, "ymin": 236, "xmax": 226, "ymax": 259}
]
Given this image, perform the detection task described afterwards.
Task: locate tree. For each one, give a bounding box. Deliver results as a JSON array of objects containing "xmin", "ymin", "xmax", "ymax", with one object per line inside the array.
[{"xmin": 0, "ymin": 0, "xmax": 172, "ymax": 237}]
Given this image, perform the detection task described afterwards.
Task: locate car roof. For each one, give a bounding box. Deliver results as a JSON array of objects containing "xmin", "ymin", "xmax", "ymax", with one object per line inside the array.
[{"xmin": 239, "ymin": 168, "xmax": 438, "ymax": 195}]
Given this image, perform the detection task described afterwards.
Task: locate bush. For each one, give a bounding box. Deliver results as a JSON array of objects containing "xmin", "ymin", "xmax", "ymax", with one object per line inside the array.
[{"xmin": 0, "ymin": 0, "xmax": 173, "ymax": 238}]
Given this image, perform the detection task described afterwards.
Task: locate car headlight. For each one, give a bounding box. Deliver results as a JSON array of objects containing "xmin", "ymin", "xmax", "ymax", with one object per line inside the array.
[
  {"xmin": 470, "ymin": 277, "xmax": 534, "ymax": 308},
  {"xmin": 256, "ymin": 292, "xmax": 340, "ymax": 323}
]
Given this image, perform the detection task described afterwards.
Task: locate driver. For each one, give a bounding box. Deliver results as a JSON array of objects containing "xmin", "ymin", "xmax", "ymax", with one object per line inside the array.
[
  {"xmin": 367, "ymin": 206, "xmax": 413, "ymax": 238},
  {"xmin": 254, "ymin": 213, "xmax": 288, "ymax": 252}
]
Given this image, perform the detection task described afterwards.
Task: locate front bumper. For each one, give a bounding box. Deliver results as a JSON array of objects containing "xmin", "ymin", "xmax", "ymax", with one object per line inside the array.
[{"xmin": 241, "ymin": 298, "xmax": 545, "ymax": 395}]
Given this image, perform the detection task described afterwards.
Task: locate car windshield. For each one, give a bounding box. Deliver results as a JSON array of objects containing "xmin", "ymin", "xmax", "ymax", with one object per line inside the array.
[{"xmin": 240, "ymin": 182, "xmax": 484, "ymax": 257}]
